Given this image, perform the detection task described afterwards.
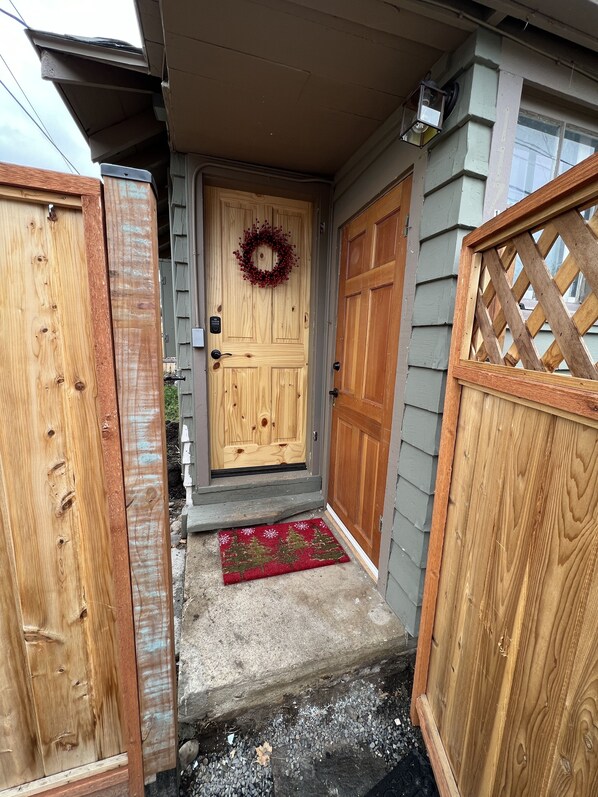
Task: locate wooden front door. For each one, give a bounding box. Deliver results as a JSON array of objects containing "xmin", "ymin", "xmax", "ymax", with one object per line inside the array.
[
  {"xmin": 205, "ymin": 187, "xmax": 312, "ymax": 471},
  {"xmin": 328, "ymin": 177, "xmax": 411, "ymax": 567}
]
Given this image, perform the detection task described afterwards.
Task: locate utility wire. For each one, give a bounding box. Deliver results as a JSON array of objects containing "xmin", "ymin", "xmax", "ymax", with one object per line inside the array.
[
  {"xmin": 0, "ymin": 77, "xmax": 79, "ymax": 173},
  {"xmin": 0, "ymin": 53, "xmax": 53, "ymax": 141},
  {"xmin": 8, "ymin": 1, "xmax": 26, "ymax": 24},
  {"xmin": 0, "ymin": 7, "xmax": 25, "ymax": 25}
]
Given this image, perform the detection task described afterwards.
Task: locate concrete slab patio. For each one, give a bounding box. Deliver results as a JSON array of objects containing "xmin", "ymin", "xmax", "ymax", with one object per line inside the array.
[{"xmin": 178, "ymin": 512, "xmax": 416, "ymax": 727}]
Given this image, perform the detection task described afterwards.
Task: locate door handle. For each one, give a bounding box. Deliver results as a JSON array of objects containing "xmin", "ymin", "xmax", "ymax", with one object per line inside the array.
[
  {"xmin": 329, "ymin": 387, "xmax": 339, "ymax": 398},
  {"xmin": 210, "ymin": 349, "xmax": 233, "ymax": 360}
]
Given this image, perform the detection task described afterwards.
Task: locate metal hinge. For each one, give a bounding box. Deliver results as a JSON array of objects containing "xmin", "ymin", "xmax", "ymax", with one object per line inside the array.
[
  {"xmin": 320, "ymin": 221, "xmax": 326, "ymax": 235},
  {"xmin": 379, "ymin": 515, "xmax": 383, "ymax": 533},
  {"xmin": 313, "ymin": 431, "xmax": 318, "ymax": 441},
  {"xmin": 403, "ymin": 214, "xmax": 410, "ymax": 237}
]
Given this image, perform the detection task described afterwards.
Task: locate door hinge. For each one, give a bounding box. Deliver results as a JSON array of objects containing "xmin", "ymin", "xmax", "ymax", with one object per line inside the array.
[
  {"xmin": 403, "ymin": 214, "xmax": 410, "ymax": 237},
  {"xmin": 379, "ymin": 515, "xmax": 383, "ymax": 533},
  {"xmin": 320, "ymin": 221, "xmax": 326, "ymax": 235},
  {"xmin": 312, "ymin": 431, "xmax": 318, "ymax": 441}
]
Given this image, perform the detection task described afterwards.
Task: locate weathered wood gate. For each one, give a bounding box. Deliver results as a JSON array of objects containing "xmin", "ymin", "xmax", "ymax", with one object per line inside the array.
[
  {"xmin": 0, "ymin": 164, "xmax": 176, "ymax": 797},
  {"xmin": 412, "ymin": 153, "xmax": 598, "ymax": 797}
]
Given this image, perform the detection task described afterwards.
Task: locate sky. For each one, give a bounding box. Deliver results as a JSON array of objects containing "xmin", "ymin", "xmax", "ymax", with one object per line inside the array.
[{"xmin": 0, "ymin": 0, "xmax": 142, "ymax": 176}]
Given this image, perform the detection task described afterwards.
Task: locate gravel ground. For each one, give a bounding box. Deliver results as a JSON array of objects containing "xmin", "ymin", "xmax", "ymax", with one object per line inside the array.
[{"xmin": 180, "ymin": 665, "xmax": 426, "ymax": 796}]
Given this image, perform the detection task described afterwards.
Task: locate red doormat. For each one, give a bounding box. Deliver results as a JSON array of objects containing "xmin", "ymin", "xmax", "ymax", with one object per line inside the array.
[{"xmin": 218, "ymin": 518, "xmax": 350, "ymax": 585}]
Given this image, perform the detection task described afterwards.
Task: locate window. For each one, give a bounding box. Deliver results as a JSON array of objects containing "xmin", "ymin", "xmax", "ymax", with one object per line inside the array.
[{"xmin": 508, "ymin": 111, "xmax": 598, "ymax": 305}]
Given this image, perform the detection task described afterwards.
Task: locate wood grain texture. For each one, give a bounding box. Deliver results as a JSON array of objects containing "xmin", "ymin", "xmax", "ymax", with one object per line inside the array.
[
  {"xmin": 1, "ymin": 755, "xmax": 127, "ymax": 797},
  {"xmin": 0, "ymin": 162, "xmax": 100, "ymax": 197},
  {"xmin": 416, "ymin": 696, "xmax": 460, "ymax": 797},
  {"xmin": 0, "ymin": 197, "xmax": 124, "ymax": 786},
  {"xmin": 103, "ymin": 176, "xmax": 177, "ymax": 780},
  {"xmin": 81, "ymin": 193, "xmax": 144, "ymax": 797},
  {"xmin": 425, "ymin": 391, "xmax": 598, "ymax": 797},
  {"xmin": 205, "ymin": 187, "xmax": 312, "ymax": 470},
  {"xmin": 328, "ymin": 177, "xmax": 411, "ymax": 567}
]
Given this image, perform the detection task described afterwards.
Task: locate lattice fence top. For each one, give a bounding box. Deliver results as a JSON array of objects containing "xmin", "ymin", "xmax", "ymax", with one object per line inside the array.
[{"xmin": 470, "ymin": 203, "xmax": 598, "ymax": 379}]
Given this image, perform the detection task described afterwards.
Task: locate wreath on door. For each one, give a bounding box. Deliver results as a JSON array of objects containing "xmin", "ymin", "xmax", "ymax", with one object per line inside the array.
[{"xmin": 233, "ymin": 220, "xmax": 298, "ymax": 287}]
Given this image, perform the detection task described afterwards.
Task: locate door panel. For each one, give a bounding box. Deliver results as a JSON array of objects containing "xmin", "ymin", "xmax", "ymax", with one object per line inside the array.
[
  {"xmin": 328, "ymin": 177, "xmax": 412, "ymax": 567},
  {"xmin": 205, "ymin": 187, "xmax": 312, "ymax": 470}
]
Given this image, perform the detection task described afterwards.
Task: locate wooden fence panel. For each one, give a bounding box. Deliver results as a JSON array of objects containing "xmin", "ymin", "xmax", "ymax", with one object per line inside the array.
[
  {"xmin": 0, "ymin": 164, "xmax": 144, "ymax": 796},
  {"xmin": 103, "ymin": 168, "xmax": 177, "ymax": 781},
  {"xmin": 412, "ymin": 153, "xmax": 598, "ymax": 797}
]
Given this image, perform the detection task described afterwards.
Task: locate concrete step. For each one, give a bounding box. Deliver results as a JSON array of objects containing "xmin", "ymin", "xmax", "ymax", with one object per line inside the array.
[
  {"xmin": 177, "ymin": 527, "xmax": 417, "ymax": 727},
  {"xmin": 193, "ymin": 474, "xmax": 321, "ymax": 505},
  {"xmin": 186, "ymin": 491, "xmax": 325, "ymax": 533}
]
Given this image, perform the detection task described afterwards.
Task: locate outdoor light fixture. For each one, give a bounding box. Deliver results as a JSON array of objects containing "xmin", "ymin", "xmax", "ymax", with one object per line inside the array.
[{"xmin": 399, "ymin": 80, "xmax": 459, "ymax": 147}]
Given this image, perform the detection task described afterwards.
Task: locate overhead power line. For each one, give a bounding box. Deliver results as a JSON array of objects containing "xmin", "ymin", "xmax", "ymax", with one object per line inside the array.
[
  {"xmin": 8, "ymin": 1, "xmax": 26, "ymax": 24},
  {"xmin": 0, "ymin": 77, "xmax": 80, "ymax": 173},
  {"xmin": 0, "ymin": 7, "xmax": 25, "ymax": 25},
  {"xmin": 0, "ymin": 53, "xmax": 53, "ymax": 142}
]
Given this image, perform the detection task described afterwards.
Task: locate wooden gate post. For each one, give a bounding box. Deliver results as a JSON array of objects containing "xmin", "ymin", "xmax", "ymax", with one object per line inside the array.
[{"xmin": 102, "ymin": 165, "xmax": 178, "ymax": 792}]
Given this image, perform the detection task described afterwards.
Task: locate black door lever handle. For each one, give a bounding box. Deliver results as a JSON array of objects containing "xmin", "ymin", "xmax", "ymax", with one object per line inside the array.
[
  {"xmin": 329, "ymin": 387, "xmax": 339, "ymax": 398},
  {"xmin": 210, "ymin": 349, "xmax": 233, "ymax": 360}
]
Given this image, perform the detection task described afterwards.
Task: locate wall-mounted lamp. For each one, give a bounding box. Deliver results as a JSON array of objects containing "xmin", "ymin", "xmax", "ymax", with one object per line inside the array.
[{"xmin": 400, "ymin": 80, "xmax": 459, "ymax": 147}]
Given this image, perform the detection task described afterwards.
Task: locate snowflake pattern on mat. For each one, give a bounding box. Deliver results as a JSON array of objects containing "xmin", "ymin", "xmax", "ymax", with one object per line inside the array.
[
  {"xmin": 263, "ymin": 528, "xmax": 279, "ymax": 539},
  {"xmin": 219, "ymin": 533, "xmax": 231, "ymax": 546},
  {"xmin": 293, "ymin": 521, "xmax": 310, "ymax": 531},
  {"xmin": 241, "ymin": 527, "xmax": 255, "ymax": 536}
]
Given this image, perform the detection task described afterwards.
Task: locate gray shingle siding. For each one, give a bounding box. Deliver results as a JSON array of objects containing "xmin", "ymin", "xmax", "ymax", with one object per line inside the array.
[
  {"xmin": 388, "ymin": 29, "xmax": 501, "ymax": 634},
  {"xmin": 170, "ymin": 152, "xmax": 196, "ymax": 487}
]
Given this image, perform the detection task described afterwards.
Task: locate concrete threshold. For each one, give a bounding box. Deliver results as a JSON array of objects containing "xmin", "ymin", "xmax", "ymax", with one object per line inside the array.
[{"xmin": 178, "ymin": 512, "xmax": 416, "ymax": 727}]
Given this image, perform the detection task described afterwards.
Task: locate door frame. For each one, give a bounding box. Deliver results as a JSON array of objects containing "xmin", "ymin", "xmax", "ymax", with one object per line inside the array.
[
  {"xmin": 188, "ymin": 155, "xmax": 333, "ymax": 488},
  {"xmin": 323, "ymin": 165, "xmax": 425, "ymax": 590}
]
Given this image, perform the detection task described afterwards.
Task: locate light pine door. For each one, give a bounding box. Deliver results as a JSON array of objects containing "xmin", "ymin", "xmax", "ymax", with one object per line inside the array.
[
  {"xmin": 328, "ymin": 177, "xmax": 412, "ymax": 566},
  {"xmin": 205, "ymin": 187, "xmax": 312, "ymax": 471}
]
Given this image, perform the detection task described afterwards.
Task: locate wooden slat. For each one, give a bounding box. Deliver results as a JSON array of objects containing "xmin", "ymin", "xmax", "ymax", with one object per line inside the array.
[
  {"xmin": 0, "ymin": 199, "xmax": 107, "ymax": 778},
  {"xmin": 474, "ymin": 289, "xmax": 504, "ymax": 364},
  {"xmin": 0, "ymin": 755, "xmax": 127, "ymax": 797},
  {"xmin": 543, "ymin": 292, "xmax": 598, "ymax": 372},
  {"xmin": 416, "ymin": 696, "xmax": 460, "ymax": 797},
  {"xmin": 513, "ymin": 232, "xmax": 597, "ymax": 379},
  {"xmin": 553, "ymin": 208, "xmax": 598, "ymax": 298},
  {"xmin": 103, "ymin": 175, "xmax": 177, "ymax": 780},
  {"xmin": 0, "ymin": 461, "xmax": 43, "ymax": 788},
  {"xmin": 0, "ymin": 162, "xmax": 100, "ymax": 197},
  {"xmin": 81, "ymin": 194, "xmax": 145, "ymax": 797},
  {"xmin": 478, "ymin": 224, "xmax": 560, "ymax": 364},
  {"xmin": 454, "ymin": 362, "xmax": 598, "ymax": 427},
  {"xmin": 482, "ymin": 248, "xmax": 544, "ymax": 371},
  {"xmin": 503, "ymin": 215, "xmax": 597, "ymax": 366},
  {"xmin": 491, "ymin": 419, "xmax": 598, "ymax": 796},
  {"xmin": 0, "ymin": 185, "xmax": 82, "ymax": 208},
  {"xmin": 459, "ymin": 252, "xmax": 482, "ymax": 360},
  {"xmin": 464, "ymin": 152, "xmax": 598, "ymax": 250}
]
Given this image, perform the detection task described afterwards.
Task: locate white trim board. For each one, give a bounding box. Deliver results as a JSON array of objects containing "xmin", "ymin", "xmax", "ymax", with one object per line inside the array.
[{"xmin": 326, "ymin": 504, "xmax": 378, "ymax": 583}]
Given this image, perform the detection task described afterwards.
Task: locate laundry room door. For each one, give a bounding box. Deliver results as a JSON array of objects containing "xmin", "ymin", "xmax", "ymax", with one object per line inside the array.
[{"xmin": 328, "ymin": 177, "xmax": 412, "ymax": 566}]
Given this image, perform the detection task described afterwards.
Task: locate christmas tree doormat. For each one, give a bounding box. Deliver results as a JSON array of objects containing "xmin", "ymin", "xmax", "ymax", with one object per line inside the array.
[{"xmin": 218, "ymin": 518, "xmax": 350, "ymax": 585}]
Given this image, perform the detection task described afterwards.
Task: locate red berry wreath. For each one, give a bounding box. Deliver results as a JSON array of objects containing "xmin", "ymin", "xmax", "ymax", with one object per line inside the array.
[{"xmin": 233, "ymin": 220, "xmax": 298, "ymax": 287}]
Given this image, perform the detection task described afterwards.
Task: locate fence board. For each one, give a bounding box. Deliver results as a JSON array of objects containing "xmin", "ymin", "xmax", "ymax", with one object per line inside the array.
[
  {"xmin": 413, "ymin": 155, "xmax": 598, "ymax": 797},
  {"xmin": 103, "ymin": 171, "xmax": 177, "ymax": 779},
  {"xmin": 0, "ymin": 164, "xmax": 146, "ymax": 797}
]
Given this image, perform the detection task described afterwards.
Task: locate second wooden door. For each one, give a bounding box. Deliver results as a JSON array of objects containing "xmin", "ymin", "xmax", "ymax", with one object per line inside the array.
[
  {"xmin": 205, "ymin": 187, "xmax": 312, "ymax": 471},
  {"xmin": 328, "ymin": 177, "xmax": 411, "ymax": 566}
]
